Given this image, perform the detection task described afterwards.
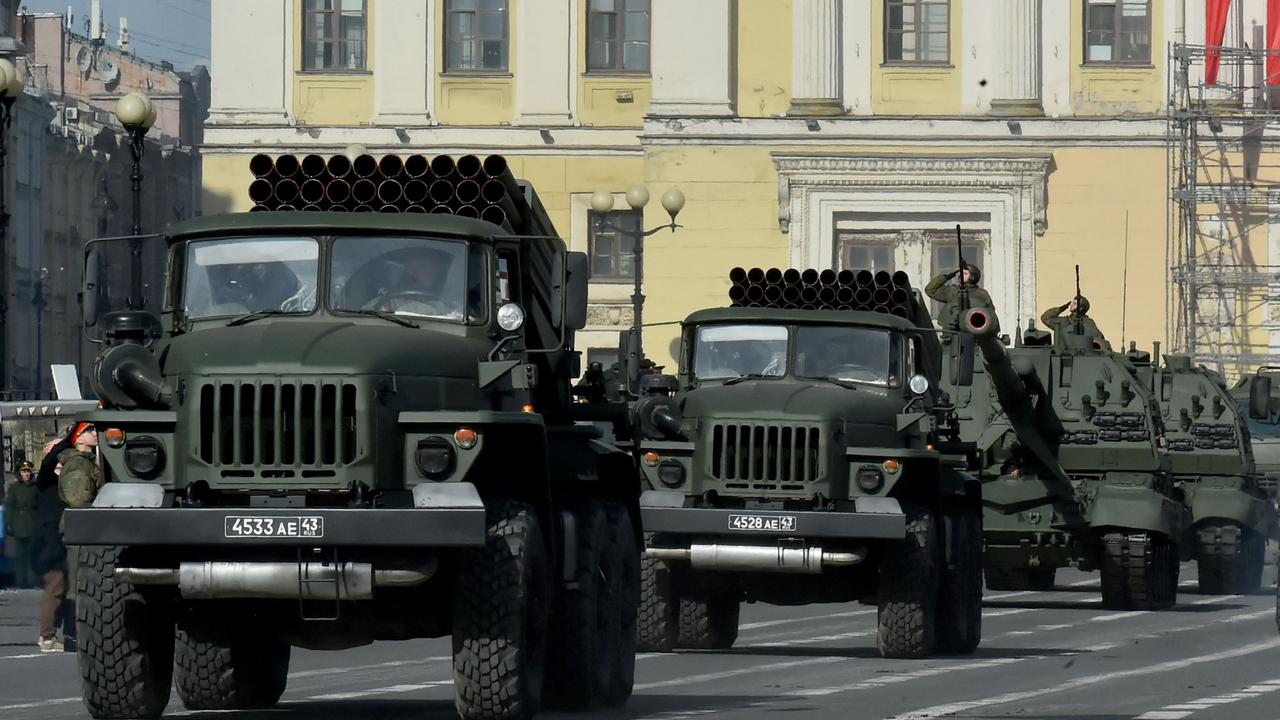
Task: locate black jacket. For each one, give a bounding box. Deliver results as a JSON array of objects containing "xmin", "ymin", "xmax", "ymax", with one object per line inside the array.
[{"xmin": 30, "ymin": 433, "xmax": 74, "ymax": 575}]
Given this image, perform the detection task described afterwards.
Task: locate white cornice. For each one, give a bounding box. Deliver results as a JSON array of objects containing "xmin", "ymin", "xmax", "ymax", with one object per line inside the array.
[{"xmin": 200, "ymin": 125, "xmax": 646, "ymax": 155}]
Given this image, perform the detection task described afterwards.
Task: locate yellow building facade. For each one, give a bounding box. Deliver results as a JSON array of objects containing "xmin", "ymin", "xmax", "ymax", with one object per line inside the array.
[{"xmin": 203, "ymin": 0, "xmax": 1264, "ymax": 373}]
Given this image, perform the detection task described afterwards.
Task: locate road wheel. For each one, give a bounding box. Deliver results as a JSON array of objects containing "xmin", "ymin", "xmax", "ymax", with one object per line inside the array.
[
  {"xmin": 637, "ymin": 550, "xmax": 678, "ymax": 652},
  {"xmin": 75, "ymin": 546, "xmax": 174, "ymax": 720},
  {"xmin": 453, "ymin": 500, "xmax": 550, "ymax": 720},
  {"xmin": 603, "ymin": 503, "xmax": 640, "ymax": 707},
  {"xmin": 544, "ymin": 501, "xmax": 611, "ymax": 710},
  {"xmin": 1101, "ymin": 531, "xmax": 1178, "ymax": 610},
  {"xmin": 174, "ymin": 606, "xmax": 290, "ymax": 710},
  {"xmin": 1197, "ymin": 522, "xmax": 1264, "ymax": 594},
  {"xmin": 936, "ymin": 500, "xmax": 982, "ymax": 655},
  {"xmin": 876, "ymin": 506, "xmax": 939, "ymax": 659},
  {"xmin": 676, "ymin": 583, "xmax": 740, "ymax": 650},
  {"xmin": 983, "ymin": 565, "xmax": 1055, "ymax": 591}
]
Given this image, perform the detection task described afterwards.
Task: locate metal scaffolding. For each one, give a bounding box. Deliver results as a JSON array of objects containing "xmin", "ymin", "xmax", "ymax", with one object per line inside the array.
[{"xmin": 1169, "ymin": 43, "xmax": 1280, "ymax": 378}]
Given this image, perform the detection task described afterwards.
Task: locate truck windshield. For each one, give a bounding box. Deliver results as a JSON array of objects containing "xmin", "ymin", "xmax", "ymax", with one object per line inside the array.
[
  {"xmin": 1238, "ymin": 399, "xmax": 1280, "ymax": 438},
  {"xmin": 330, "ymin": 236, "xmax": 484, "ymax": 322},
  {"xmin": 693, "ymin": 325, "xmax": 789, "ymax": 380},
  {"xmin": 795, "ymin": 326, "xmax": 896, "ymax": 387},
  {"xmin": 184, "ymin": 236, "xmax": 319, "ymax": 320}
]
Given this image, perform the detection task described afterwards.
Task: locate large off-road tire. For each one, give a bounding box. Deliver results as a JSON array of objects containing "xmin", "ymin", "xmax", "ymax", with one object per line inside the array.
[
  {"xmin": 603, "ymin": 503, "xmax": 640, "ymax": 707},
  {"xmin": 936, "ymin": 500, "xmax": 982, "ymax": 655},
  {"xmin": 174, "ymin": 606, "xmax": 291, "ymax": 710},
  {"xmin": 676, "ymin": 583, "xmax": 740, "ymax": 650},
  {"xmin": 545, "ymin": 501, "xmax": 614, "ymax": 710},
  {"xmin": 453, "ymin": 500, "xmax": 551, "ymax": 720},
  {"xmin": 983, "ymin": 565, "xmax": 1056, "ymax": 592},
  {"xmin": 1100, "ymin": 531, "xmax": 1178, "ymax": 610},
  {"xmin": 876, "ymin": 507, "xmax": 939, "ymax": 659},
  {"xmin": 75, "ymin": 546, "xmax": 174, "ymax": 720},
  {"xmin": 637, "ymin": 551, "xmax": 678, "ymax": 652},
  {"xmin": 1197, "ymin": 522, "xmax": 1265, "ymax": 595}
]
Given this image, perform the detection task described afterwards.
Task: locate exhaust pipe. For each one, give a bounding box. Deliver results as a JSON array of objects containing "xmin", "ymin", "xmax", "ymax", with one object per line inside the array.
[
  {"xmin": 647, "ymin": 544, "xmax": 865, "ymax": 575},
  {"xmin": 116, "ymin": 560, "xmax": 437, "ymax": 601}
]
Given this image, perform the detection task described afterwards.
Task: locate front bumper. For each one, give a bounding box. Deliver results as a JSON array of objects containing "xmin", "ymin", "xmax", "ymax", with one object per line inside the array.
[
  {"xmin": 639, "ymin": 491, "xmax": 905, "ymax": 540},
  {"xmin": 63, "ymin": 506, "xmax": 486, "ymax": 547}
]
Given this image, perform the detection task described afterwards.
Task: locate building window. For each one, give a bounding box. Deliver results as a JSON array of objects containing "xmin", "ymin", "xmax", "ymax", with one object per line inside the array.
[
  {"xmin": 302, "ymin": 0, "xmax": 368, "ymax": 71},
  {"xmin": 837, "ymin": 231, "xmax": 896, "ymax": 273},
  {"xmin": 884, "ymin": 0, "xmax": 949, "ymax": 64},
  {"xmin": 1084, "ymin": 0, "xmax": 1151, "ymax": 64},
  {"xmin": 589, "ymin": 209, "xmax": 641, "ymax": 281},
  {"xmin": 446, "ymin": 0, "xmax": 510, "ymax": 72},
  {"xmin": 587, "ymin": 0, "xmax": 651, "ymax": 73}
]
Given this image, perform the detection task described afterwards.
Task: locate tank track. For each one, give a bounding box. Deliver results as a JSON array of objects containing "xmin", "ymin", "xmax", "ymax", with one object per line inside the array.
[
  {"xmin": 1196, "ymin": 523, "xmax": 1264, "ymax": 595},
  {"xmin": 1100, "ymin": 532, "xmax": 1178, "ymax": 610}
]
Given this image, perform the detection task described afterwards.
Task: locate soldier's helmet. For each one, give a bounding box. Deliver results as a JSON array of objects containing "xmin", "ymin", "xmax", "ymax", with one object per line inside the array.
[
  {"xmin": 1075, "ymin": 295, "xmax": 1091, "ymax": 315},
  {"xmin": 19, "ymin": 460, "xmax": 33, "ymax": 471},
  {"xmin": 964, "ymin": 264, "xmax": 981, "ymax": 285}
]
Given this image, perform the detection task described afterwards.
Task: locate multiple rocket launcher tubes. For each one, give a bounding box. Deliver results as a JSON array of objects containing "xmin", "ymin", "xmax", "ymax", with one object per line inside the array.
[
  {"xmin": 247, "ymin": 152, "xmax": 526, "ymax": 231},
  {"xmin": 729, "ymin": 267, "xmax": 917, "ymax": 318}
]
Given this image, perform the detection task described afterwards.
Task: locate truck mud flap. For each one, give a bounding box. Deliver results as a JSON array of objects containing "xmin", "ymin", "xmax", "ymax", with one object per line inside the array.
[{"xmin": 1087, "ymin": 486, "xmax": 1187, "ymax": 540}]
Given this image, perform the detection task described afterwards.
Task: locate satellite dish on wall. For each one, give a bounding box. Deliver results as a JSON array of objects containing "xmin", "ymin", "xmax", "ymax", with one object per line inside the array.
[
  {"xmin": 76, "ymin": 46, "xmax": 92, "ymax": 74},
  {"xmin": 96, "ymin": 57, "xmax": 119, "ymax": 85}
]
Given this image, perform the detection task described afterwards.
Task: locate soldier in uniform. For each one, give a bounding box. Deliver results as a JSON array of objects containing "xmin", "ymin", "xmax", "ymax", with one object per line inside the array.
[
  {"xmin": 4, "ymin": 461, "xmax": 39, "ymax": 588},
  {"xmin": 1040, "ymin": 296, "xmax": 1106, "ymax": 351},
  {"xmin": 924, "ymin": 263, "xmax": 993, "ymax": 332},
  {"xmin": 55, "ymin": 421, "xmax": 101, "ymax": 648}
]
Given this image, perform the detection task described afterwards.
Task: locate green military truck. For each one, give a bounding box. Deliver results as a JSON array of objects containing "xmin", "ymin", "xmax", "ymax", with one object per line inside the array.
[
  {"xmin": 62, "ymin": 160, "xmax": 641, "ymax": 720},
  {"xmin": 957, "ymin": 311, "xmax": 1187, "ymax": 610},
  {"xmin": 1126, "ymin": 352, "xmax": 1274, "ymax": 593},
  {"xmin": 633, "ymin": 268, "xmax": 983, "ymax": 659},
  {"xmin": 1231, "ymin": 367, "xmax": 1280, "ymax": 505}
]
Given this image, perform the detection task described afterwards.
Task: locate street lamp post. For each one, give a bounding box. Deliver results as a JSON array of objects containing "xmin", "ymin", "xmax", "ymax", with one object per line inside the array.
[
  {"xmin": 114, "ymin": 92, "xmax": 156, "ymax": 309},
  {"xmin": 0, "ymin": 58, "xmax": 24, "ymax": 393},
  {"xmin": 589, "ymin": 185, "xmax": 686, "ymax": 367}
]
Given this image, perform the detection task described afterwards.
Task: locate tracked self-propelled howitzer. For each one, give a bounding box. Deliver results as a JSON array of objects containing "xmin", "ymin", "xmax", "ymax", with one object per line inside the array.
[
  {"xmin": 63, "ymin": 153, "xmax": 642, "ymax": 720},
  {"xmin": 1125, "ymin": 348, "xmax": 1276, "ymax": 594},
  {"xmin": 953, "ymin": 308, "xmax": 1186, "ymax": 610},
  {"xmin": 634, "ymin": 266, "xmax": 983, "ymax": 660}
]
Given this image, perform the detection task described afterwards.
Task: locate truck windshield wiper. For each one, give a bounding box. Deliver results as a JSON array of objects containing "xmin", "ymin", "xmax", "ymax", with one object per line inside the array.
[
  {"xmin": 347, "ymin": 309, "xmax": 419, "ymax": 328},
  {"xmin": 723, "ymin": 373, "xmax": 774, "ymax": 386},
  {"xmin": 225, "ymin": 309, "xmax": 295, "ymax": 327},
  {"xmin": 820, "ymin": 377, "xmax": 862, "ymax": 390}
]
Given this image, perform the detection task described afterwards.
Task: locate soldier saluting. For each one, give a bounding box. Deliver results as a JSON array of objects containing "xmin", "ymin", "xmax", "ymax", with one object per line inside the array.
[
  {"xmin": 924, "ymin": 227, "xmax": 993, "ymax": 332},
  {"xmin": 1040, "ymin": 266, "xmax": 1106, "ymax": 351}
]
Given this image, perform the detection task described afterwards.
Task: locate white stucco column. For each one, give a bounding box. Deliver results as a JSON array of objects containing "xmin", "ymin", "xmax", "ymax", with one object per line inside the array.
[
  {"xmin": 988, "ymin": 0, "xmax": 1043, "ymax": 116},
  {"xmin": 515, "ymin": 0, "xmax": 573, "ymax": 125},
  {"xmin": 842, "ymin": 0, "xmax": 873, "ymax": 114},
  {"xmin": 208, "ymin": 0, "xmax": 290, "ymax": 123},
  {"xmin": 649, "ymin": 0, "xmax": 733, "ymax": 116},
  {"xmin": 789, "ymin": 0, "xmax": 842, "ymax": 115},
  {"xmin": 372, "ymin": 0, "xmax": 433, "ymax": 125}
]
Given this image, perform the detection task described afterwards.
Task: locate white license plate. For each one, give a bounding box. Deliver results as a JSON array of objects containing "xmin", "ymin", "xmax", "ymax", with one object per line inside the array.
[
  {"xmin": 727, "ymin": 513, "xmax": 797, "ymax": 533},
  {"xmin": 224, "ymin": 516, "xmax": 324, "ymax": 539}
]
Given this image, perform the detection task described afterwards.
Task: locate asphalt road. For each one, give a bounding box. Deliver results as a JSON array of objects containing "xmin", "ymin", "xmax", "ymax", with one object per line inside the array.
[{"xmin": 2, "ymin": 563, "xmax": 1279, "ymax": 720}]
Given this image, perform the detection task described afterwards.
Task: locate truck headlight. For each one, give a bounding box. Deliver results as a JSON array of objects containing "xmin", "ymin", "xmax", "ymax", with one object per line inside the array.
[
  {"xmin": 657, "ymin": 460, "xmax": 686, "ymax": 488},
  {"xmin": 123, "ymin": 436, "xmax": 164, "ymax": 479},
  {"xmin": 415, "ymin": 438, "xmax": 455, "ymax": 480},
  {"xmin": 855, "ymin": 467, "xmax": 884, "ymax": 493},
  {"xmin": 497, "ymin": 303, "xmax": 525, "ymax": 332}
]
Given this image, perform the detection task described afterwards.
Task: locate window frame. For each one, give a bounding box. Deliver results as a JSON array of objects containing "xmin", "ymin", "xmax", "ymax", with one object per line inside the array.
[
  {"xmin": 300, "ymin": 0, "xmax": 370, "ymax": 74},
  {"xmin": 883, "ymin": 0, "xmax": 952, "ymax": 67},
  {"xmin": 585, "ymin": 0, "xmax": 652, "ymax": 75},
  {"xmin": 587, "ymin": 208, "xmax": 642, "ymax": 283},
  {"xmin": 443, "ymin": 0, "xmax": 512, "ymax": 75},
  {"xmin": 836, "ymin": 231, "xmax": 898, "ymax": 274},
  {"xmin": 1082, "ymin": 0, "xmax": 1153, "ymax": 66}
]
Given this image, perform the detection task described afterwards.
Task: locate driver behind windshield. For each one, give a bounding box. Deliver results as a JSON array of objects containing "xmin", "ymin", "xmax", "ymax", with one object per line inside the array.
[
  {"xmin": 797, "ymin": 328, "xmax": 889, "ymax": 385},
  {"xmin": 341, "ymin": 245, "xmax": 461, "ymax": 319}
]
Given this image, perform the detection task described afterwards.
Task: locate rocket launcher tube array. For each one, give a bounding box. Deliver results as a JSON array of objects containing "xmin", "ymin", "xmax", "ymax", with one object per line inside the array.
[{"xmin": 727, "ymin": 266, "xmax": 916, "ymax": 317}]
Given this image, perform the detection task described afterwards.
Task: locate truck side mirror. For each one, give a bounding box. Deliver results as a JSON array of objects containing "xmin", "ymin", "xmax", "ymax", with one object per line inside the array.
[
  {"xmin": 564, "ymin": 251, "xmax": 588, "ymax": 331},
  {"xmin": 1250, "ymin": 375, "xmax": 1272, "ymax": 420},
  {"xmin": 82, "ymin": 244, "xmax": 100, "ymax": 327},
  {"xmin": 952, "ymin": 333, "xmax": 975, "ymax": 387}
]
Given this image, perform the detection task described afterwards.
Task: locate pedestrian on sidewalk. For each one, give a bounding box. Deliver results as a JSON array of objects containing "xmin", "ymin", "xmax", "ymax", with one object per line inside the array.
[
  {"xmin": 4, "ymin": 461, "xmax": 40, "ymax": 588},
  {"xmin": 32, "ymin": 427, "xmax": 74, "ymax": 652}
]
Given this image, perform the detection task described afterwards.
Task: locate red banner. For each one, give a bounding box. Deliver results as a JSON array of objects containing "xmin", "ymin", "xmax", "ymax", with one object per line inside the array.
[
  {"xmin": 1206, "ymin": 0, "xmax": 1231, "ymax": 84},
  {"xmin": 1268, "ymin": 0, "xmax": 1280, "ymax": 85}
]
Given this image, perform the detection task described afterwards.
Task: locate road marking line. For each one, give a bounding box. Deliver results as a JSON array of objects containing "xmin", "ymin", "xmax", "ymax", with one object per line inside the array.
[
  {"xmin": 0, "ymin": 697, "xmax": 81, "ymax": 712},
  {"xmin": 306, "ymin": 680, "xmax": 451, "ymax": 701},
  {"xmin": 888, "ymin": 637, "xmax": 1280, "ymax": 719},
  {"xmin": 1134, "ymin": 680, "xmax": 1280, "ymax": 719},
  {"xmin": 633, "ymin": 656, "xmax": 844, "ymax": 691},
  {"xmin": 1136, "ymin": 712, "xmax": 1192, "ymax": 719},
  {"xmin": 286, "ymin": 655, "xmax": 452, "ymax": 679},
  {"xmin": 1163, "ymin": 704, "xmax": 1212, "ymax": 710}
]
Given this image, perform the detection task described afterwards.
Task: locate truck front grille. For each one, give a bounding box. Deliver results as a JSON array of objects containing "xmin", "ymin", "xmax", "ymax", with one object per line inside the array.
[
  {"xmin": 198, "ymin": 381, "xmax": 358, "ymax": 468},
  {"xmin": 708, "ymin": 422, "xmax": 823, "ymax": 487}
]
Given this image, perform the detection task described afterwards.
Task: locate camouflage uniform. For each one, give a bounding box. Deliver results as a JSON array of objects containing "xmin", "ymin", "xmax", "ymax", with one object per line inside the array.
[
  {"xmin": 924, "ymin": 266, "xmax": 994, "ymax": 332},
  {"xmin": 1040, "ymin": 300, "xmax": 1105, "ymax": 353},
  {"xmin": 56, "ymin": 447, "xmax": 102, "ymax": 588}
]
